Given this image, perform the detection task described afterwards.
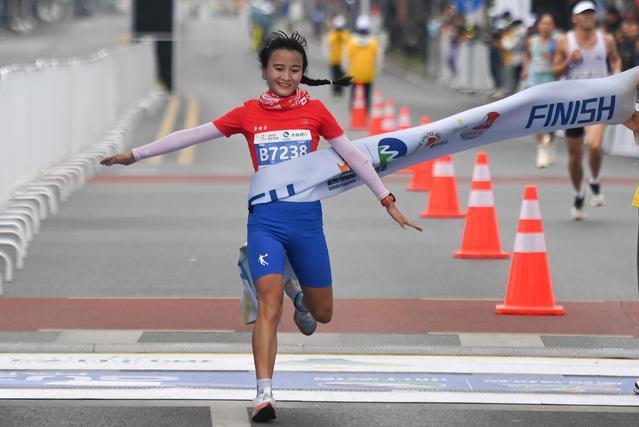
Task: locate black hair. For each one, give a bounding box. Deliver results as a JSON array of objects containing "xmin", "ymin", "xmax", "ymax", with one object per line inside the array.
[{"xmin": 258, "ymin": 31, "xmax": 352, "ymax": 87}]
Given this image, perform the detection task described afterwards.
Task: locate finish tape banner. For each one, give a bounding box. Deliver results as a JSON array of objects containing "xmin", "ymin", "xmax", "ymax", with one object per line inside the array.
[{"xmin": 248, "ymin": 68, "xmax": 639, "ymax": 208}]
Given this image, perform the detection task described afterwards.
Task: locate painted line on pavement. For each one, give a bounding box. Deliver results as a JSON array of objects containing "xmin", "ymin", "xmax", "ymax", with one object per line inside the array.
[
  {"xmin": 178, "ymin": 95, "xmax": 199, "ymax": 166},
  {"xmin": 147, "ymin": 95, "xmax": 181, "ymax": 165},
  {"xmin": 0, "ymin": 354, "xmax": 636, "ymax": 375}
]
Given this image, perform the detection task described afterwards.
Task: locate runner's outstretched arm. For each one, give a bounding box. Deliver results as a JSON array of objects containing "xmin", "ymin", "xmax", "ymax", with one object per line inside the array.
[
  {"xmin": 327, "ymin": 133, "xmax": 422, "ymax": 232},
  {"xmin": 100, "ymin": 122, "xmax": 223, "ymax": 166}
]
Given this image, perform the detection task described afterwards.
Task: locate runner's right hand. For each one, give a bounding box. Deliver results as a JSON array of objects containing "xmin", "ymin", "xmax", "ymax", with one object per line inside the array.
[{"xmin": 100, "ymin": 151, "xmax": 136, "ymax": 166}]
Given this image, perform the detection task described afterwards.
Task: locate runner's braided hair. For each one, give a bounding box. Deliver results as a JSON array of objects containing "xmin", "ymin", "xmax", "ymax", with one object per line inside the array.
[{"xmin": 258, "ymin": 31, "xmax": 352, "ymax": 87}]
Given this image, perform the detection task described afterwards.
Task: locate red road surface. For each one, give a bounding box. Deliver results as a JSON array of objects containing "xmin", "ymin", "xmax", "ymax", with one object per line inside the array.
[{"xmin": 0, "ymin": 298, "xmax": 638, "ymax": 335}]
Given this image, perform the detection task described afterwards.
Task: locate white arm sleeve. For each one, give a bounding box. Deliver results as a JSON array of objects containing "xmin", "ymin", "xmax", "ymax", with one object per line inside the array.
[
  {"xmin": 327, "ymin": 133, "xmax": 390, "ymax": 200},
  {"xmin": 132, "ymin": 122, "xmax": 224, "ymax": 161}
]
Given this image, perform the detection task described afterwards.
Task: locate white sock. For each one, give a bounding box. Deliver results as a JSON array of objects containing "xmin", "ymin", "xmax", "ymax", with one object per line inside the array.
[
  {"xmin": 576, "ymin": 189, "xmax": 585, "ymax": 199},
  {"xmin": 257, "ymin": 378, "xmax": 272, "ymax": 396}
]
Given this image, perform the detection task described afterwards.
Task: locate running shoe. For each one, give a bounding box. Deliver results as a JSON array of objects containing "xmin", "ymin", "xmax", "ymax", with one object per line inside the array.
[
  {"xmin": 536, "ymin": 134, "xmax": 555, "ymax": 168},
  {"xmin": 536, "ymin": 145, "xmax": 550, "ymax": 168},
  {"xmin": 252, "ymin": 391, "xmax": 276, "ymax": 422},
  {"xmin": 634, "ymin": 380, "xmax": 639, "ymax": 395},
  {"xmin": 589, "ymin": 182, "xmax": 606, "ymax": 207},
  {"xmin": 284, "ymin": 278, "xmax": 317, "ymax": 336},
  {"xmin": 571, "ymin": 195, "xmax": 586, "ymax": 221}
]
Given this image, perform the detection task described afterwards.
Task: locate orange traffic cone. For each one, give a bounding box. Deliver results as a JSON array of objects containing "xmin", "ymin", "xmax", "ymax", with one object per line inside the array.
[
  {"xmin": 350, "ymin": 84, "xmax": 368, "ymax": 130},
  {"xmin": 406, "ymin": 160, "xmax": 433, "ymax": 191},
  {"xmin": 399, "ymin": 115, "xmax": 432, "ymax": 175},
  {"xmin": 380, "ymin": 99, "xmax": 396, "ymax": 133},
  {"xmin": 496, "ymin": 186, "xmax": 564, "ymax": 315},
  {"xmin": 454, "ymin": 152, "xmax": 509, "ymax": 259},
  {"xmin": 420, "ymin": 155, "xmax": 465, "ymax": 218},
  {"xmin": 398, "ymin": 106, "xmax": 411, "ymax": 130},
  {"xmin": 368, "ymin": 89, "xmax": 384, "ymax": 135}
]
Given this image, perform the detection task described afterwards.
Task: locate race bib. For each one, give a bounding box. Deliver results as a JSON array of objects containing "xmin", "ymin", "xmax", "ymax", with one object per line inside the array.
[{"xmin": 254, "ymin": 129, "xmax": 312, "ymax": 168}]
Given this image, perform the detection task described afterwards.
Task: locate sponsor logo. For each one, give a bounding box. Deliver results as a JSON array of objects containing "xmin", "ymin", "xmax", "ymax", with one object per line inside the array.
[
  {"xmin": 377, "ymin": 138, "xmax": 408, "ymax": 167},
  {"xmin": 420, "ymin": 130, "xmax": 447, "ymax": 149},
  {"xmin": 460, "ymin": 112, "xmax": 500, "ymax": 140},
  {"xmin": 525, "ymin": 96, "xmax": 615, "ymax": 129},
  {"xmin": 258, "ymin": 254, "xmax": 269, "ymax": 266},
  {"xmin": 337, "ymin": 161, "xmax": 351, "ymax": 173}
]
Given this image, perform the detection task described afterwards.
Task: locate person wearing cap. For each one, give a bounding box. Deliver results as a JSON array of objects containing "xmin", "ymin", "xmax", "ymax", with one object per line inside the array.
[
  {"xmin": 552, "ymin": 0, "xmax": 621, "ymax": 221},
  {"xmin": 346, "ymin": 15, "xmax": 380, "ymax": 112},
  {"xmin": 326, "ymin": 14, "xmax": 350, "ymax": 97}
]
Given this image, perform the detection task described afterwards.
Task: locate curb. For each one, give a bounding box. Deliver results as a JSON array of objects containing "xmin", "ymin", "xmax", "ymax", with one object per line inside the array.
[{"xmin": 0, "ymin": 342, "xmax": 637, "ymax": 359}]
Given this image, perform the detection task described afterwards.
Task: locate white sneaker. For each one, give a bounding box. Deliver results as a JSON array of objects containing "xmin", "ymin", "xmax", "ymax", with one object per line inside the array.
[
  {"xmin": 490, "ymin": 88, "xmax": 505, "ymax": 99},
  {"xmin": 252, "ymin": 390, "xmax": 276, "ymax": 422},
  {"xmin": 536, "ymin": 145, "xmax": 550, "ymax": 168},
  {"xmin": 589, "ymin": 182, "xmax": 606, "ymax": 207},
  {"xmin": 536, "ymin": 135, "xmax": 555, "ymax": 168},
  {"xmin": 284, "ymin": 278, "xmax": 317, "ymax": 336}
]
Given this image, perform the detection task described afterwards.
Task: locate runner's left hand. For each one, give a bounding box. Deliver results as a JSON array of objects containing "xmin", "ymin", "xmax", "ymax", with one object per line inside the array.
[
  {"xmin": 623, "ymin": 111, "xmax": 639, "ymax": 134},
  {"xmin": 385, "ymin": 203, "xmax": 422, "ymax": 231}
]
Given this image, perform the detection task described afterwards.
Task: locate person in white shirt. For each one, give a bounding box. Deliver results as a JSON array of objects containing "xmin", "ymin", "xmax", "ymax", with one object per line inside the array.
[{"xmin": 552, "ymin": 0, "xmax": 621, "ymax": 220}]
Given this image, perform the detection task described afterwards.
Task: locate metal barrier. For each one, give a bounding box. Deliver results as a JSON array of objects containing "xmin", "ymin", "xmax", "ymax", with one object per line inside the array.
[
  {"xmin": 0, "ymin": 42, "xmax": 165, "ymax": 290},
  {"xmin": 450, "ymin": 41, "xmax": 494, "ymax": 93}
]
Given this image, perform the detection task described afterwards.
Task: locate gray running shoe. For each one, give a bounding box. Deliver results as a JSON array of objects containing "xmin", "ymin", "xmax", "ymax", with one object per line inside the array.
[
  {"xmin": 284, "ymin": 278, "xmax": 317, "ymax": 336},
  {"xmin": 294, "ymin": 309, "xmax": 317, "ymax": 336}
]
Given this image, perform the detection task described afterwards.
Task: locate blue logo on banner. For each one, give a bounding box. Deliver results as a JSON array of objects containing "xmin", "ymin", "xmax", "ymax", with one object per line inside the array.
[{"xmin": 377, "ymin": 138, "xmax": 408, "ymax": 167}]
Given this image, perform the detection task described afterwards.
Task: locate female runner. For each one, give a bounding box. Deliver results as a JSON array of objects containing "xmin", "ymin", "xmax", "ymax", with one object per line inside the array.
[{"xmin": 101, "ymin": 31, "xmax": 422, "ymax": 422}]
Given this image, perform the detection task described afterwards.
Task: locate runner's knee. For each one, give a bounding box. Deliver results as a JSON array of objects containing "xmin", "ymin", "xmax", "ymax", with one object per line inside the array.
[
  {"xmin": 310, "ymin": 305, "xmax": 332, "ymax": 324},
  {"xmin": 258, "ymin": 296, "xmax": 283, "ymax": 323}
]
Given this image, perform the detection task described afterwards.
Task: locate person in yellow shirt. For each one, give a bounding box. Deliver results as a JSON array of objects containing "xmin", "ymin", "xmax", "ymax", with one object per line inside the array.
[
  {"xmin": 326, "ymin": 14, "xmax": 350, "ymax": 97},
  {"xmin": 347, "ymin": 15, "xmax": 379, "ymax": 112}
]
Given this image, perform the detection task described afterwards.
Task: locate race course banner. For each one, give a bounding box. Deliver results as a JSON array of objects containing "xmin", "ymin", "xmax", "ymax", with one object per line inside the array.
[{"xmin": 248, "ymin": 68, "xmax": 639, "ymax": 208}]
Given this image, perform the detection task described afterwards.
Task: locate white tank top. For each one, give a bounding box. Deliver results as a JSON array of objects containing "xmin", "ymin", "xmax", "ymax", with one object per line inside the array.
[{"xmin": 566, "ymin": 30, "xmax": 609, "ymax": 79}]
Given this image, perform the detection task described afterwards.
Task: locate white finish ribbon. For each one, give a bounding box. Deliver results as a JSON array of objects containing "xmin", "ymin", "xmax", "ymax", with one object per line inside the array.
[{"xmin": 248, "ymin": 69, "xmax": 639, "ymax": 208}]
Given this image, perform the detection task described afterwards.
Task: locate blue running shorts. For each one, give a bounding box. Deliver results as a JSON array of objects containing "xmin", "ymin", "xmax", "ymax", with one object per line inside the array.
[{"xmin": 247, "ymin": 201, "xmax": 332, "ymax": 288}]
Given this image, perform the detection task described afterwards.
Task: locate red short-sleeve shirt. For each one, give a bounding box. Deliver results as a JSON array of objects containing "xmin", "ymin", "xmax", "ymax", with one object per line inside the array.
[{"xmin": 213, "ymin": 99, "xmax": 344, "ymax": 172}]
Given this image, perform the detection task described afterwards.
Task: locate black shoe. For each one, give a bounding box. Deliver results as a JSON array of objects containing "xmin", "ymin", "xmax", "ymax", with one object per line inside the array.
[{"xmin": 634, "ymin": 380, "xmax": 639, "ymax": 395}]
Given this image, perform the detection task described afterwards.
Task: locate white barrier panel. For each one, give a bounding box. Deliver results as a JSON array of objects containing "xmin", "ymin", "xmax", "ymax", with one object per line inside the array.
[
  {"xmin": 604, "ymin": 124, "xmax": 639, "ymax": 158},
  {"xmin": 0, "ymin": 43, "xmax": 158, "ymax": 208}
]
